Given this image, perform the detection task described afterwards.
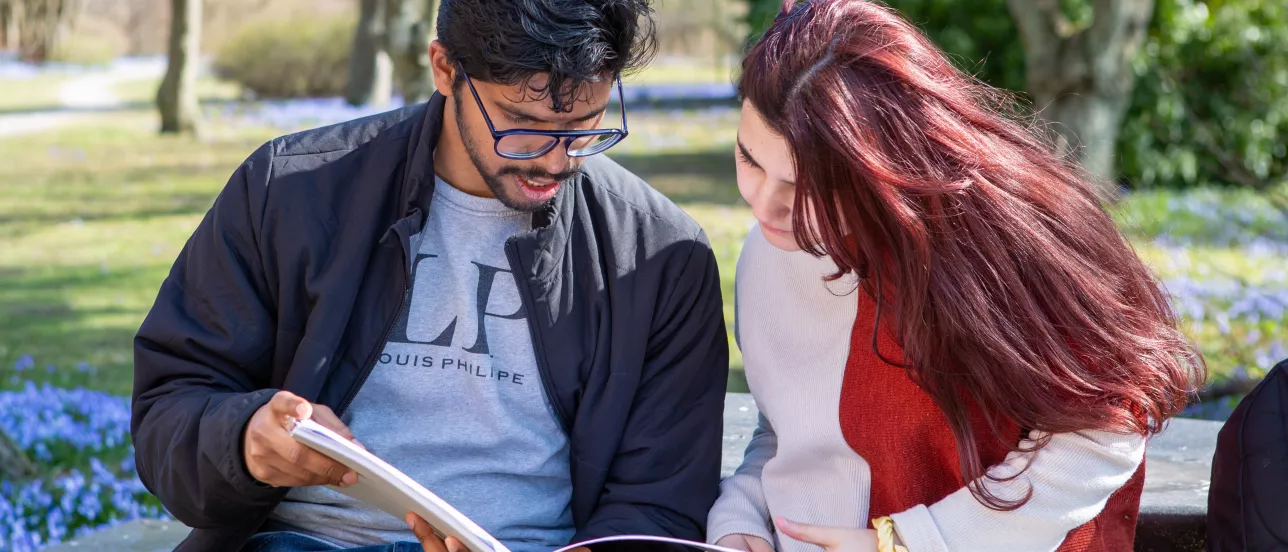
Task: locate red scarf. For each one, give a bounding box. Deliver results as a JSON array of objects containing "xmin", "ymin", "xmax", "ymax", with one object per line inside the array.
[{"xmin": 837, "ymin": 292, "xmax": 1145, "ymax": 551}]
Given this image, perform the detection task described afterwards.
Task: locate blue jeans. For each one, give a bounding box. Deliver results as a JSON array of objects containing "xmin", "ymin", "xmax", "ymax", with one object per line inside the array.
[{"xmin": 242, "ymin": 531, "xmax": 425, "ymax": 552}]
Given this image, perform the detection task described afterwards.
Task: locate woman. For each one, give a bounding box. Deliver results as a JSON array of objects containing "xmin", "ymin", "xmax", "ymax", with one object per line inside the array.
[{"xmin": 706, "ymin": 1, "xmax": 1205, "ymax": 551}]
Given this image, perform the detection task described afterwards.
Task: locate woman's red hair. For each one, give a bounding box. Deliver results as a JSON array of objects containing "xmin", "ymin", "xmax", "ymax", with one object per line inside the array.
[{"xmin": 740, "ymin": 0, "xmax": 1206, "ymax": 509}]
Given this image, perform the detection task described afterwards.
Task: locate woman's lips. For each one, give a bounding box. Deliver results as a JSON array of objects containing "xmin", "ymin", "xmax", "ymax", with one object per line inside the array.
[{"xmin": 761, "ymin": 223, "xmax": 792, "ymax": 237}]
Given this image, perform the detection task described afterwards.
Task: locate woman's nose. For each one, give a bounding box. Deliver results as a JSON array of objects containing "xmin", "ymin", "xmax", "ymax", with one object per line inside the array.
[{"xmin": 749, "ymin": 183, "xmax": 786, "ymax": 220}]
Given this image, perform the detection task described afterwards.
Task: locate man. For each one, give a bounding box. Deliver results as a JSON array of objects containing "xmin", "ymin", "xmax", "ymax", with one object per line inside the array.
[{"xmin": 129, "ymin": 1, "xmax": 729, "ymax": 551}]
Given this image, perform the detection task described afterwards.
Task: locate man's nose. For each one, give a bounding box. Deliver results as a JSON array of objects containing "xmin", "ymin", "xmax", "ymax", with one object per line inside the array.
[{"xmin": 535, "ymin": 142, "xmax": 572, "ymax": 175}]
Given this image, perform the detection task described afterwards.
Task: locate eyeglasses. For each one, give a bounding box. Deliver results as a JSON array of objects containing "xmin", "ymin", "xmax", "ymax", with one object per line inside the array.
[{"xmin": 457, "ymin": 64, "xmax": 629, "ymax": 160}]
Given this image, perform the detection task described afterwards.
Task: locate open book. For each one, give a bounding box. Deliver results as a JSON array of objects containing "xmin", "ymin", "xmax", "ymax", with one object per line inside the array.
[{"xmin": 289, "ymin": 418, "xmax": 742, "ymax": 552}]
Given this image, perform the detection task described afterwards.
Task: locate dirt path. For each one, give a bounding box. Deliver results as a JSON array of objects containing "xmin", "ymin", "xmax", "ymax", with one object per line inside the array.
[{"xmin": 0, "ymin": 58, "xmax": 165, "ymax": 138}]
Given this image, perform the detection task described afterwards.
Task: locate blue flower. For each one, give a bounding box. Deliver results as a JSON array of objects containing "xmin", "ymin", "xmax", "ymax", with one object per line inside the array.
[
  {"xmin": 0, "ymin": 381, "xmax": 171, "ymax": 550},
  {"xmin": 12, "ymin": 356, "xmax": 34, "ymax": 372}
]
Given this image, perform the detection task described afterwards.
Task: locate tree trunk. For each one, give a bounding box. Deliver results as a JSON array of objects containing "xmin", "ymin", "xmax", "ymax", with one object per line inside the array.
[
  {"xmin": 345, "ymin": 0, "xmax": 393, "ymax": 107},
  {"xmin": 385, "ymin": 0, "xmax": 438, "ymax": 105},
  {"xmin": 0, "ymin": 429, "xmax": 37, "ymax": 481},
  {"xmin": 1, "ymin": 1, "xmax": 20, "ymax": 54},
  {"xmin": 1006, "ymin": 0, "xmax": 1154, "ymax": 196},
  {"xmin": 42, "ymin": 0, "xmax": 57, "ymax": 60},
  {"xmin": 157, "ymin": 0, "xmax": 202, "ymax": 135}
]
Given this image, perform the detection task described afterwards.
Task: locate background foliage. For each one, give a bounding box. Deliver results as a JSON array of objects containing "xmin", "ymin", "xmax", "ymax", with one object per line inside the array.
[
  {"xmin": 1121, "ymin": 0, "xmax": 1288, "ymax": 190},
  {"xmin": 1, "ymin": 0, "xmax": 1286, "ymax": 548},
  {"xmin": 746, "ymin": 0, "xmax": 1288, "ymax": 191},
  {"xmin": 213, "ymin": 16, "xmax": 354, "ymax": 99}
]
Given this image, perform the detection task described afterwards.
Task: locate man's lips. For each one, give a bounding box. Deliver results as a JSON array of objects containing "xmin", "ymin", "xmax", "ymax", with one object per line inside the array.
[
  {"xmin": 516, "ymin": 174, "xmax": 561, "ymax": 202},
  {"xmin": 517, "ymin": 175, "xmax": 557, "ymax": 188}
]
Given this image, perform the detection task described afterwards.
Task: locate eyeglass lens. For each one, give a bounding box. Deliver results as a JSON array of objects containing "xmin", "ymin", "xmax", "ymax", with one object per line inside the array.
[{"xmin": 496, "ymin": 133, "xmax": 620, "ymax": 158}]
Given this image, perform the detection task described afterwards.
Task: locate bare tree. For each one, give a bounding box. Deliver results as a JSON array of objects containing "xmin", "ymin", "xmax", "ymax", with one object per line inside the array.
[
  {"xmin": 346, "ymin": 0, "xmax": 393, "ymax": 107},
  {"xmin": 386, "ymin": 0, "xmax": 437, "ymax": 105},
  {"xmin": 2, "ymin": 0, "xmax": 82, "ymax": 61},
  {"xmin": 157, "ymin": 0, "xmax": 202, "ymax": 135},
  {"xmin": 1006, "ymin": 0, "xmax": 1154, "ymax": 195},
  {"xmin": 120, "ymin": 0, "xmax": 159, "ymax": 55},
  {"xmin": 0, "ymin": 1, "xmax": 21, "ymax": 53}
]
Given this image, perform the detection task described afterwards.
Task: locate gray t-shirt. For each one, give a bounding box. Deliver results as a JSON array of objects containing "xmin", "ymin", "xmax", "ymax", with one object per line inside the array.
[{"xmin": 268, "ymin": 177, "xmax": 575, "ymax": 552}]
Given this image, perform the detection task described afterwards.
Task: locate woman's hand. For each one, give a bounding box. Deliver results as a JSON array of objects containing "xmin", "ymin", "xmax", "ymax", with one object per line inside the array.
[
  {"xmin": 776, "ymin": 518, "xmax": 878, "ymax": 552},
  {"xmin": 716, "ymin": 533, "xmax": 775, "ymax": 552},
  {"xmin": 406, "ymin": 513, "xmax": 468, "ymax": 552}
]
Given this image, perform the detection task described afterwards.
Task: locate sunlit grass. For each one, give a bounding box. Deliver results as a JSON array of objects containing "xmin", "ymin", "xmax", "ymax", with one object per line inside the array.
[
  {"xmin": 628, "ymin": 62, "xmax": 738, "ymax": 85},
  {"xmin": 1, "ymin": 107, "xmax": 1282, "ymax": 402},
  {"xmin": 0, "ymin": 111, "xmax": 279, "ymax": 394},
  {"xmin": 109, "ymin": 77, "xmax": 244, "ymax": 107},
  {"xmin": 0, "ymin": 109, "xmax": 753, "ymax": 394},
  {"xmin": 0, "ymin": 75, "xmax": 69, "ymax": 112}
]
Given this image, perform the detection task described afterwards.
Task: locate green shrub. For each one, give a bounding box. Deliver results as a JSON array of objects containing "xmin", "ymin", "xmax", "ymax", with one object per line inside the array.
[
  {"xmin": 744, "ymin": 0, "xmax": 1288, "ymax": 191},
  {"xmin": 214, "ymin": 16, "xmax": 354, "ymax": 99},
  {"xmin": 1119, "ymin": 0, "xmax": 1288, "ymax": 190}
]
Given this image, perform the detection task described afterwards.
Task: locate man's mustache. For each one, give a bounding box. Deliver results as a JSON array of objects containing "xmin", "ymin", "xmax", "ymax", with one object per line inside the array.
[{"xmin": 498, "ymin": 166, "xmax": 582, "ymax": 183}]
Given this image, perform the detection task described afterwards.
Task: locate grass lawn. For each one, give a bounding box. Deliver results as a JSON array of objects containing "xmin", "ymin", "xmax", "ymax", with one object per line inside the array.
[
  {"xmin": 0, "ymin": 108, "xmax": 753, "ymax": 394},
  {"xmin": 0, "ymin": 111, "xmax": 281, "ymax": 395},
  {"xmin": 627, "ymin": 62, "xmax": 738, "ymax": 85},
  {"xmin": 0, "ymin": 75, "xmax": 70, "ymax": 112},
  {"xmin": 0, "ymin": 74, "xmax": 241, "ymax": 115},
  {"xmin": 1, "ymin": 107, "xmax": 1283, "ymax": 402},
  {"xmin": 109, "ymin": 77, "xmax": 245, "ymax": 107}
]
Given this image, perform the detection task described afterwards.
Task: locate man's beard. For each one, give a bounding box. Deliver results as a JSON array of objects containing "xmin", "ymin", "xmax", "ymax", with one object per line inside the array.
[{"xmin": 456, "ymin": 104, "xmax": 581, "ymax": 213}]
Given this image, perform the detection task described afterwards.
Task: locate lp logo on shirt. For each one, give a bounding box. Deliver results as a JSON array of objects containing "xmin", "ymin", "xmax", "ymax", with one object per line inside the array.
[{"xmin": 402, "ymin": 253, "xmax": 527, "ymax": 356}]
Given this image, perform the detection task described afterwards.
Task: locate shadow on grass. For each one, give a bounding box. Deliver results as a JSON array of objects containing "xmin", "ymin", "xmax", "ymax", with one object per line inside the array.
[
  {"xmin": 0, "ymin": 202, "xmax": 211, "ymax": 241},
  {"xmin": 0, "ymin": 163, "xmax": 228, "ymax": 240},
  {"xmin": 609, "ymin": 150, "xmax": 741, "ymax": 205},
  {"xmin": 0, "ymin": 266, "xmax": 159, "ymax": 396}
]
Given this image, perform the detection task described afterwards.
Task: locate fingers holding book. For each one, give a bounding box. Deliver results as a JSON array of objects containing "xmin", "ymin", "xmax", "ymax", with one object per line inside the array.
[
  {"xmin": 714, "ymin": 534, "xmax": 774, "ymax": 552},
  {"xmin": 243, "ymin": 390, "xmax": 362, "ymax": 488},
  {"xmin": 308, "ymin": 401, "xmax": 364, "ymax": 449},
  {"xmin": 406, "ymin": 512, "xmax": 469, "ymax": 552}
]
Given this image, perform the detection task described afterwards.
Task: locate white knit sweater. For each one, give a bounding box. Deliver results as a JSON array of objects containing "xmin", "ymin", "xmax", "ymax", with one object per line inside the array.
[{"xmin": 707, "ymin": 226, "xmax": 1147, "ymax": 552}]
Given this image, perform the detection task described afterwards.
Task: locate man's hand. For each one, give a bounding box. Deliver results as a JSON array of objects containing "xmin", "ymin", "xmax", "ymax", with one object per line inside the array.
[
  {"xmin": 243, "ymin": 390, "xmax": 362, "ymax": 487},
  {"xmin": 716, "ymin": 533, "xmax": 775, "ymax": 552},
  {"xmin": 776, "ymin": 518, "xmax": 878, "ymax": 552},
  {"xmin": 406, "ymin": 512, "xmax": 468, "ymax": 552}
]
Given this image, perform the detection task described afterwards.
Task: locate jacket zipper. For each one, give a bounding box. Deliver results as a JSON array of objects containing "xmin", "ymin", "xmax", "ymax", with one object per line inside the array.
[
  {"xmin": 240, "ymin": 240, "xmax": 409, "ymax": 544},
  {"xmin": 506, "ymin": 239, "xmax": 572, "ymax": 432},
  {"xmin": 336, "ymin": 258, "xmax": 410, "ymax": 416}
]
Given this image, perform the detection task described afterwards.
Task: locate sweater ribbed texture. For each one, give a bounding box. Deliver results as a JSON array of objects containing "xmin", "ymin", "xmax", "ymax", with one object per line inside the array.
[{"xmin": 708, "ymin": 226, "xmax": 1147, "ymax": 552}]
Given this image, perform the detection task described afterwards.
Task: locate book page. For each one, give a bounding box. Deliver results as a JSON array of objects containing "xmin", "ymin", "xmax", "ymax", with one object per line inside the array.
[
  {"xmin": 288, "ymin": 418, "xmax": 511, "ymax": 552},
  {"xmin": 289, "ymin": 419, "xmax": 739, "ymax": 552},
  {"xmin": 557, "ymin": 535, "xmax": 745, "ymax": 552}
]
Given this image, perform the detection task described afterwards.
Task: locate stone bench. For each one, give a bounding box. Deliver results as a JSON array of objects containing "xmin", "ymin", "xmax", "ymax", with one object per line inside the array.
[{"xmin": 48, "ymin": 393, "xmax": 1220, "ymax": 552}]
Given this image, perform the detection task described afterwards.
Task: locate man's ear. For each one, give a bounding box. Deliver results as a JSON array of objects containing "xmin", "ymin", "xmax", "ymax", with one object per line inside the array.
[{"xmin": 429, "ymin": 41, "xmax": 456, "ymax": 98}]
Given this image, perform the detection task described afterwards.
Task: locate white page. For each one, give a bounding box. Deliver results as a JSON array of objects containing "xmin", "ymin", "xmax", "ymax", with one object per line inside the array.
[
  {"xmin": 289, "ymin": 418, "xmax": 743, "ymax": 552},
  {"xmin": 288, "ymin": 418, "xmax": 510, "ymax": 552},
  {"xmin": 556, "ymin": 535, "xmax": 745, "ymax": 552}
]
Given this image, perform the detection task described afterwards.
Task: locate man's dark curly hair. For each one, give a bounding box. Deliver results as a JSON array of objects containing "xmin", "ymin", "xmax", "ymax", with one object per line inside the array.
[{"xmin": 437, "ymin": 0, "xmax": 657, "ymax": 112}]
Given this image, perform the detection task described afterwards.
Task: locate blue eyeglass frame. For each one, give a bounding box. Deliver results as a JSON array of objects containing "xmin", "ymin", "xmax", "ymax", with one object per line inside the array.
[{"xmin": 457, "ymin": 64, "xmax": 630, "ymax": 160}]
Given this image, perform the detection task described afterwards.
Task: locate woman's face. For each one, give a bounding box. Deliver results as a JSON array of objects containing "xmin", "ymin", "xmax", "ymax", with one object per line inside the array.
[{"xmin": 736, "ymin": 102, "xmax": 801, "ymax": 251}]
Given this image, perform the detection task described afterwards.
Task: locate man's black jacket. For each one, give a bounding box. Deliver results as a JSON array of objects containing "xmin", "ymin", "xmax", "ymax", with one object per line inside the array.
[{"xmin": 130, "ymin": 94, "xmax": 729, "ymax": 551}]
